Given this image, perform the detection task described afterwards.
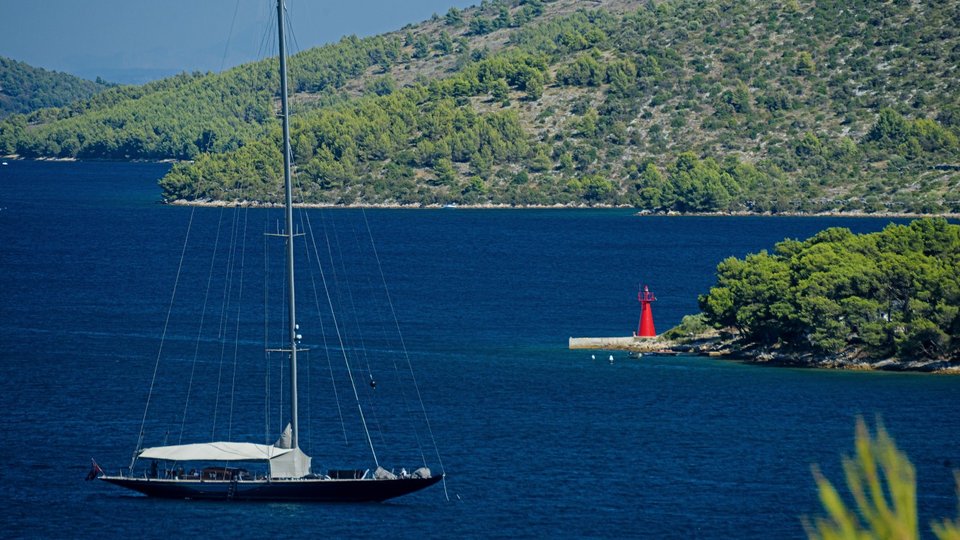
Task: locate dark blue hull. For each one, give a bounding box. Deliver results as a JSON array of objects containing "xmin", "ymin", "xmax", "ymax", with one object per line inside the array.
[{"xmin": 101, "ymin": 474, "xmax": 443, "ymax": 502}]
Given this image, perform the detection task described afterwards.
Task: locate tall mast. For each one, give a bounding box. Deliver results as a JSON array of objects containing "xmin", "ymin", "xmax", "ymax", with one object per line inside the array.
[{"xmin": 277, "ymin": 0, "xmax": 299, "ymax": 450}]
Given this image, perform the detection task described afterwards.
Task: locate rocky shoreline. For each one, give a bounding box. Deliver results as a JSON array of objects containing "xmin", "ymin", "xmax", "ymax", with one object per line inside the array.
[
  {"xmin": 165, "ymin": 198, "xmax": 615, "ymax": 209},
  {"xmin": 634, "ymin": 334, "xmax": 960, "ymax": 374},
  {"xmin": 3, "ymin": 158, "xmax": 957, "ymax": 217},
  {"xmin": 164, "ymin": 198, "xmax": 960, "ymax": 218},
  {"xmin": 642, "ymin": 209, "xmax": 960, "ymax": 219}
]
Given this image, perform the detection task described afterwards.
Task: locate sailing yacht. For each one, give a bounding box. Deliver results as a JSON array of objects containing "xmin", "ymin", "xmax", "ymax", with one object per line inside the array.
[{"xmin": 97, "ymin": 0, "xmax": 444, "ymax": 502}]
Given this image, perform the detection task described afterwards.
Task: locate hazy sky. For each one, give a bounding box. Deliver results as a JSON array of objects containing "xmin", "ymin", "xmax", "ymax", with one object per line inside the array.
[{"xmin": 0, "ymin": 0, "xmax": 476, "ymax": 84}]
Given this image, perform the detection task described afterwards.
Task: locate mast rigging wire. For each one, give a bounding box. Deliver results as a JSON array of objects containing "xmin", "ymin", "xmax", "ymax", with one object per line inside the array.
[
  {"xmin": 361, "ymin": 208, "xmax": 450, "ymax": 500},
  {"xmin": 227, "ymin": 207, "xmax": 250, "ymax": 438},
  {"xmin": 329, "ymin": 220, "xmax": 387, "ymax": 449},
  {"xmin": 298, "ymin": 211, "xmax": 349, "ymax": 444},
  {"xmin": 210, "ymin": 206, "xmax": 242, "ymax": 439},
  {"xmin": 132, "ymin": 208, "xmax": 196, "ymax": 469},
  {"xmin": 178, "ymin": 207, "xmax": 227, "ymax": 445},
  {"xmin": 299, "ymin": 207, "xmax": 380, "ymax": 467}
]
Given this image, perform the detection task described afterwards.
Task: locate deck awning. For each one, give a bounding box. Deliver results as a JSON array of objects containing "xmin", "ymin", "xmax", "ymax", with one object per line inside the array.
[
  {"xmin": 138, "ymin": 442, "xmax": 293, "ymax": 462},
  {"xmin": 137, "ymin": 441, "xmax": 312, "ymax": 478}
]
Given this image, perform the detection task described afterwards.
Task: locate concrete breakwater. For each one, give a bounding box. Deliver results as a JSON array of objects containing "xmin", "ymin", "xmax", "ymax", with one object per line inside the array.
[{"xmin": 568, "ymin": 336, "xmax": 676, "ymax": 353}]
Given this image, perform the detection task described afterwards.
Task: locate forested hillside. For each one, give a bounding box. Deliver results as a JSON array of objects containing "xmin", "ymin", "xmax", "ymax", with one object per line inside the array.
[
  {"xmin": 0, "ymin": 57, "xmax": 112, "ymax": 118},
  {"xmin": 3, "ymin": 0, "xmax": 959, "ymax": 212},
  {"xmin": 696, "ymin": 218, "xmax": 960, "ymax": 364}
]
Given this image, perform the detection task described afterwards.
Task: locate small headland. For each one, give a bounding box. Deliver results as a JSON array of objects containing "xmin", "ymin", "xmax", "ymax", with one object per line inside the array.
[{"xmin": 569, "ymin": 330, "xmax": 960, "ymax": 373}]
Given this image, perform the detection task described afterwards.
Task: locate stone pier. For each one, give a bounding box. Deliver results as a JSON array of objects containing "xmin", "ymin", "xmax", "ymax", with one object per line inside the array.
[{"xmin": 568, "ymin": 336, "xmax": 672, "ymax": 352}]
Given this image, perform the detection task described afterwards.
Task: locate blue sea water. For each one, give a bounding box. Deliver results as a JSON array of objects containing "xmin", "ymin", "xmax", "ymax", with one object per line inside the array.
[{"xmin": 0, "ymin": 161, "xmax": 958, "ymax": 539}]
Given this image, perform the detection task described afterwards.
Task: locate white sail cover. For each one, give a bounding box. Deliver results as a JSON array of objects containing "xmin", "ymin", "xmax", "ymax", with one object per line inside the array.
[
  {"xmin": 268, "ymin": 447, "xmax": 311, "ymax": 478},
  {"xmin": 139, "ymin": 442, "xmax": 293, "ymax": 462},
  {"xmin": 275, "ymin": 423, "xmax": 292, "ymax": 449},
  {"xmin": 138, "ymin": 442, "xmax": 312, "ymax": 478}
]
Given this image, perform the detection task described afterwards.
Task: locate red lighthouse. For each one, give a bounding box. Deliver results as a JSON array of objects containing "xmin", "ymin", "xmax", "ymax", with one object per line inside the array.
[{"xmin": 636, "ymin": 284, "xmax": 657, "ymax": 337}]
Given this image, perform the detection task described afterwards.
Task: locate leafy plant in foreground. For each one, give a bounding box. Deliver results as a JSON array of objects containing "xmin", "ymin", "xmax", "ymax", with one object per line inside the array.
[{"xmin": 805, "ymin": 418, "xmax": 960, "ymax": 540}]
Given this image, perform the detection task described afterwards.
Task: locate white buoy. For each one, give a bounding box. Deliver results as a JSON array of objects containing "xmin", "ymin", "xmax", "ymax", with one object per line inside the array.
[
  {"xmin": 591, "ymin": 354, "xmax": 596, "ymax": 360},
  {"xmin": 608, "ymin": 354, "xmax": 614, "ymax": 363}
]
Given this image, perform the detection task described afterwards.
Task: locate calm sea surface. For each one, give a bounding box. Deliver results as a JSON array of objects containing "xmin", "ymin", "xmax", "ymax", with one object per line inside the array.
[{"xmin": 0, "ymin": 161, "xmax": 957, "ymax": 539}]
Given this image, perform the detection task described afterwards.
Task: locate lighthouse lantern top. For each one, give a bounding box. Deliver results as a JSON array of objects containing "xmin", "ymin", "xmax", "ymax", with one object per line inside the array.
[{"xmin": 638, "ymin": 284, "xmax": 656, "ymax": 304}]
